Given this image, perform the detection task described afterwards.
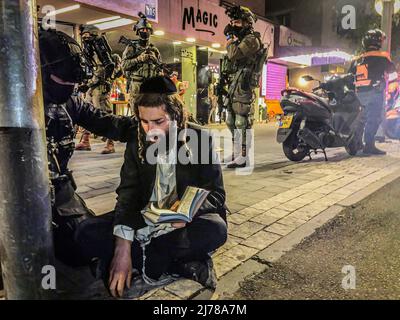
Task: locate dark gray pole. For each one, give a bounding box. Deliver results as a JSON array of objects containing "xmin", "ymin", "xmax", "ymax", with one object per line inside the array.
[{"xmin": 0, "ymin": 0, "xmax": 55, "ymax": 299}]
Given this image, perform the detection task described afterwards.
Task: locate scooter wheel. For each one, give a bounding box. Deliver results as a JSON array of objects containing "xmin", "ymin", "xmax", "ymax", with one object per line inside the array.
[{"xmin": 282, "ymin": 132, "xmax": 309, "ymax": 162}]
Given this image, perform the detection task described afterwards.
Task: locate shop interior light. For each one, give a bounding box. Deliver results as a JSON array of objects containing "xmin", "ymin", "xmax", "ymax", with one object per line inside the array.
[
  {"xmin": 186, "ymin": 37, "xmax": 196, "ymax": 43},
  {"xmin": 95, "ymin": 18, "xmax": 135, "ymax": 30},
  {"xmin": 154, "ymin": 30, "xmax": 165, "ymax": 36},
  {"xmin": 45, "ymin": 4, "xmax": 80, "ymax": 17},
  {"xmin": 211, "ymin": 43, "xmax": 221, "ymax": 48},
  {"xmin": 173, "ymin": 41, "xmax": 182, "ymax": 45},
  {"xmin": 87, "ymin": 16, "xmax": 121, "ymax": 25},
  {"xmin": 199, "ymin": 46, "xmax": 208, "ymax": 50},
  {"xmin": 298, "ymin": 76, "xmax": 308, "ymax": 87},
  {"xmin": 375, "ymin": 0, "xmax": 400, "ymax": 15},
  {"xmin": 280, "ymin": 50, "xmax": 353, "ymax": 66}
]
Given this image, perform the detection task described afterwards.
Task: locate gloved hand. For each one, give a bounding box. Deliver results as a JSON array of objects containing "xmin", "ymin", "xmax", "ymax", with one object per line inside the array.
[
  {"xmin": 135, "ymin": 53, "xmax": 147, "ymax": 63},
  {"xmin": 78, "ymin": 84, "xmax": 89, "ymax": 93},
  {"xmin": 145, "ymin": 53, "xmax": 158, "ymax": 63}
]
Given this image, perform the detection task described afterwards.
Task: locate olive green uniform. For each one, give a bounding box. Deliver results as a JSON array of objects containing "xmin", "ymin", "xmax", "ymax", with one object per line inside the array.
[
  {"xmin": 121, "ymin": 42, "xmax": 162, "ymax": 111},
  {"xmin": 85, "ymin": 63, "xmax": 112, "ymax": 114},
  {"xmin": 226, "ymin": 33, "xmax": 262, "ymax": 143}
]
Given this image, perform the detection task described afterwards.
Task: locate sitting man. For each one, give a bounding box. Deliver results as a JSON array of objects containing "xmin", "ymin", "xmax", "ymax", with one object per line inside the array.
[{"xmin": 107, "ymin": 76, "xmax": 228, "ymax": 298}]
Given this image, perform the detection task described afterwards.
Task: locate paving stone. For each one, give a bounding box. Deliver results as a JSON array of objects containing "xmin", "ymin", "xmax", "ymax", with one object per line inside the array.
[
  {"xmin": 250, "ymin": 212, "xmax": 281, "ymax": 226},
  {"xmin": 250, "ymin": 199, "xmax": 277, "ymax": 211},
  {"xmin": 227, "ymin": 221, "xmax": 265, "ymax": 239},
  {"xmin": 226, "ymin": 202, "xmax": 247, "ymax": 214},
  {"xmin": 274, "ymin": 201, "xmax": 305, "ymax": 212},
  {"xmin": 227, "ymin": 213, "xmax": 249, "ymax": 225},
  {"xmin": 237, "ymin": 207, "xmax": 265, "ymax": 219},
  {"xmin": 213, "ymin": 255, "xmax": 242, "ymax": 279},
  {"xmin": 164, "ymin": 279, "xmax": 204, "ymax": 299},
  {"xmin": 144, "ymin": 289, "xmax": 181, "ymax": 300},
  {"xmin": 223, "ymin": 244, "xmax": 258, "ymax": 263},
  {"xmin": 279, "ymin": 215, "xmax": 308, "ymax": 228},
  {"xmin": 241, "ymin": 231, "xmax": 281, "ymax": 250},
  {"xmin": 265, "ymin": 222, "xmax": 296, "ymax": 236},
  {"xmin": 264, "ymin": 208, "xmax": 291, "ymax": 218}
]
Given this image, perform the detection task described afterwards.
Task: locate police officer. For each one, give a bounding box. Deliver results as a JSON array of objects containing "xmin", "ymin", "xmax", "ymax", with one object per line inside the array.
[
  {"xmin": 38, "ymin": 28, "xmax": 137, "ymax": 268},
  {"xmin": 75, "ymin": 26, "xmax": 119, "ymax": 154},
  {"xmin": 121, "ymin": 12, "xmax": 162, "ymax": 114},
  {"xmin": 349, "ymin": 29, "xmax": 397, "ymax": 155},
  {"xmin": 224, "ymin": 6, "xmax": 267, "ymax": 168}
]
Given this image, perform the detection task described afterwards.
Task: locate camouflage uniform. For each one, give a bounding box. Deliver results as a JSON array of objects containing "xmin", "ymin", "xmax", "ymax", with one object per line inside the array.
[
  {"xmin": 226, "ymin": 32, "xmax": 262, "ymax": 145},
  {"xmin": 122, "ymin": 42, "xmax": 162, "ymax": 111},
  {"xmin": 85, "ymin": 62, "xmax": 112, "ymax": 113}
]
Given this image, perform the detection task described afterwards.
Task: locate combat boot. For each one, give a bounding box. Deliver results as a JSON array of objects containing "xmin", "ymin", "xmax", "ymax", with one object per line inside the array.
[
  {"xmin": 227, "ymin": 145, "xmax": 249, "ymax": 169},
  {"xmin": 222, "ymin": 139, "xmax": 241, "ymax": 164},
  {"xmin": 75, "ymin": 132, "xmax": 91, "ymax": 151},
  {"xmin": 363, "ymin": 143, "xmax": 387, "ymax": 155},
  {"xmin": 101, "ymin": 139, "xmax": 115, "ymax": 154}
]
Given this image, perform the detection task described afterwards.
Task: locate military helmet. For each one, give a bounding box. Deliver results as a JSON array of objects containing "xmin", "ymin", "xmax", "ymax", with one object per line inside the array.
[
  {"xmin": 80, "ymin": 25, "xmax": 100, "ymax": 37},
  {"xmin": 133, "ymin": 12, "xmax": 153, "ymax": 34},
  {"xmin": 39, "ymin": 28, "xmax": 89, "ymax": 84},
  {"xmin": 225, "ymin": 5, "xmax": 257, "ymax": 25},
  {"xmin": 362, "ymin": 29, "xmax": 386, "ymax": 51}
]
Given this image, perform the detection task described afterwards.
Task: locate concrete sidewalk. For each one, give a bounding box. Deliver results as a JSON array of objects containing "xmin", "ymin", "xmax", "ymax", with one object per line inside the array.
[{"xmin": 70, "ymin": 130, "xmax": 400, "ymax": 300}]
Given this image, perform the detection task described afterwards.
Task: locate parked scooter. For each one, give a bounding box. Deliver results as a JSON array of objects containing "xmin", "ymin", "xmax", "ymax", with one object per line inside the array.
[{"xmin": 277, "ymin": 74, "xmax": 364, "ymax": 162}]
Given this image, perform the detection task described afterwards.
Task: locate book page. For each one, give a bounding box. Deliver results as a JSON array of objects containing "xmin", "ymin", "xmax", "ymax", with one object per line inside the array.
[{"xmin": 177, "ymin": 186, "xmax": 198, "ymax": 217}]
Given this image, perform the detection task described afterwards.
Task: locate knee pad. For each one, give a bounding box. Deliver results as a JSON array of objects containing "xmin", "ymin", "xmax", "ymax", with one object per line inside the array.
[{"xmin": 235, "ymin": 115, "xmax": 248, "ymax": 130}]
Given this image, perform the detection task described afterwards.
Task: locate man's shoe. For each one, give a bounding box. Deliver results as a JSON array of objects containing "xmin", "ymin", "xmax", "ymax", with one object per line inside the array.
[
  {"xmin": 177, "ymin": 258, "xmax": 217, "ymax": 290},
  {"xmin": 227, "ymin": 145, "xmax": 249, "ymax": 169},
  {"xmin": 226, "ymin": 156, "xmax": 248, "ymax": 168},
  {"xmin": 101, "ymin": 140, "xmax": 115, "ymax": 154},
  {"xmin": 75, "ymin": 133, "xmax": 91, "ymax": 151},
  {"xmin": 363, "ymin": 144, "xmax": 387, "ymax": 155}
]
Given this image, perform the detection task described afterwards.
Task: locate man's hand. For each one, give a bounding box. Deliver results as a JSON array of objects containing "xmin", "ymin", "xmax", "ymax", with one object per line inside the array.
[
  {"xmin": 135, "ymin": 53, "xmax": 147, "ymax": 63},
  {"xmin": 146, "ymin": 53, "xmax": 158, "ymax": 63},
  {"xmin": 108, "ymin": 237, "xmax": 133, "ymax": 298},
  {"xmin": 172, "ymin": 222, "xmax": 186, "ymax": 229}
]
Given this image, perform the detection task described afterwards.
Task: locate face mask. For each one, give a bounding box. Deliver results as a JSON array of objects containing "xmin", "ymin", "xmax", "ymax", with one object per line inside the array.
[
  {"xmin": 231, "ymin": 25, "xmax": 243, "ymax": 36},
  {"xmin": 43, "ymin": 76, "xmax": 74, "ymax": 105},
  {"xmin": 139, "ymin": 31, "xmax": 150, "ymax": 40}
]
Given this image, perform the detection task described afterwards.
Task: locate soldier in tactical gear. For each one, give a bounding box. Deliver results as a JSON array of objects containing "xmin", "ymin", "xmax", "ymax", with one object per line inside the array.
[
  {"xmin": 38, "ymin": 28, "xmax": 137, "ymax": 268},
  {"xmin": 349, "ymin": 29, "xmax": 397, "ymax": 155},
  {"xmin": 75, "ymin": 25, "xmax": 121, "ymax": 154},
  {"xmin": 122, "ymin": 12, "xmax": 162, "ymax": 115},
  {"xmin": 223, "ymin": 5, "xmax": 267, "ymax": 168}
]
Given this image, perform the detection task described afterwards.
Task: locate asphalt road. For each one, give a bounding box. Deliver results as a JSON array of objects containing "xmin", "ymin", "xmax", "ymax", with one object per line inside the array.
[{"xmin": 233, "ymin": 177, "xmax": 400, "ymax": 300}]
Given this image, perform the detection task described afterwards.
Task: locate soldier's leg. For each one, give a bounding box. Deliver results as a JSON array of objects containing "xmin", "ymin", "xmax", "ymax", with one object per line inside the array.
[
  {"xmin": 227, "ymin": 101, "xmax": 253, "ymax": 168},
  {"xmin": 98, "ymin": 91, "xmax": 116, "ymax": 155},
  {"xmin": 128, "ymin": 81, "xmax": 142, "ymax": 116},
  {"xmin": 75, "ymin": 89, "xmax": 94, "ymax": 151},
  {"xmin": 224, "ymin": 108, "xmax": 241, "ymax": 163}
]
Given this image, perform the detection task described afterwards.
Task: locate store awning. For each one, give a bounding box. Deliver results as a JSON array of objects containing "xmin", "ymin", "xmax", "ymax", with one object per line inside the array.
[{"xmin": 271, "ymin": 46, "xmax": 353, "ymax": 67}]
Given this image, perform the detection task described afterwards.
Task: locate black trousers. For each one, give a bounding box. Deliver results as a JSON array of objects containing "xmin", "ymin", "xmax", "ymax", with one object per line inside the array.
[{"xmin": 76, "ymin": 212, "xmax": 227, "ymax": 280}]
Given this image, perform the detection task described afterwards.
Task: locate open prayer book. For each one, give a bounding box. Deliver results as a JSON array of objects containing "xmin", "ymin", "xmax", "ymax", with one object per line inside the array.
[{"xmin": 143, "ymin": 186, "xmax": 210, "ymax": 224}]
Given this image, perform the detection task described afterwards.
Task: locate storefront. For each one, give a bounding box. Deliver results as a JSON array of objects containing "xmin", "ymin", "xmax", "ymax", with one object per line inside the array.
[
  {"xmin": 263, "ymin": 26, "xmax": 353, "ymax": 120},
  {"xmin": 37, "ymin": 0, "xmax": 275, "ymax": 122}
]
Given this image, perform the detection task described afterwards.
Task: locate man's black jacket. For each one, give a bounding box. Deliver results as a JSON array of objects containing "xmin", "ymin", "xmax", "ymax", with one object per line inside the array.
[{"xmin": 114, "ymin": 125, "xmax": 226, "ymax": 230}]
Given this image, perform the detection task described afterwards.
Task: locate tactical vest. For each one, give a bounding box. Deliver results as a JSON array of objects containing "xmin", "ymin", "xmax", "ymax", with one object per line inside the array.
[
  {"xmin": 45, "ymin": 103, "xmax": 76, "ymax": 182},
  {"xmin": 129, "ymin": 42, "xmax": 161, "ymax": 81}
]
